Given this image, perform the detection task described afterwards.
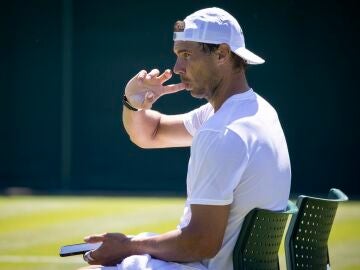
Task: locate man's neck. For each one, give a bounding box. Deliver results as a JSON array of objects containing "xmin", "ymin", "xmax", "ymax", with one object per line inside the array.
[{"xmin": 209, "ymin": 70, "xmax": 250, "ymax": 112}]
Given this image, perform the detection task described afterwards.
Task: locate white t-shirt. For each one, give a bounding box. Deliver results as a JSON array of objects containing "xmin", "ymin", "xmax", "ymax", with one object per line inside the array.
[{"xmin": 179, "ymin": 89, "xmax": 291, "ymax": 270}]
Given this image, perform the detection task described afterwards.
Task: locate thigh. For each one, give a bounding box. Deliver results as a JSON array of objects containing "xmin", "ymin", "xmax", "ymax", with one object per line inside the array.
[
  {"xmin": 77, "ymin": 266, "xmax": 118, "ymax": 270},
  {"xmin": 78, "ymin": 254, "xmax": 207, "ymax": 270},
  {"xmin": 118, "ymin": 255, "xmax": 207, "ymax": 270}
]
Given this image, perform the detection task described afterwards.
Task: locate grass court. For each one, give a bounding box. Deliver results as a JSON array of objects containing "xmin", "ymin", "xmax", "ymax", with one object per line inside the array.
[{"xmin": 0, "ymin": 196, "xmax": 359, "ymax": 270}]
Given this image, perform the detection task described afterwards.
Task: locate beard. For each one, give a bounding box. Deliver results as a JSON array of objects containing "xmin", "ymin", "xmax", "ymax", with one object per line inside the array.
[{"xmin": 182, "ymin": 75, "xmax": 221, "ymax": 101}]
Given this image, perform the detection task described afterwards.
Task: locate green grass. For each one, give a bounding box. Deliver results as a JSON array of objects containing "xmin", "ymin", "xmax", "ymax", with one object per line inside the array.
[{"xmin": 0, "ymin": 196, "xmax": 359, "ymax": 269}]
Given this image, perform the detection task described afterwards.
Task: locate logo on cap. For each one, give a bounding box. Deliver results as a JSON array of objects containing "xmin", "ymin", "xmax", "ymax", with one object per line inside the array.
[{"xmin": 174, "ymin": 21, "xmax": 185, "ymax": 32}]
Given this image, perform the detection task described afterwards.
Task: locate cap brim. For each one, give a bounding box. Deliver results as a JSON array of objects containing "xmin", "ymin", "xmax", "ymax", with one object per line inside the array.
[{"xmin": 233, "ymin": 47, "xmax": 265, "ymax": 65}]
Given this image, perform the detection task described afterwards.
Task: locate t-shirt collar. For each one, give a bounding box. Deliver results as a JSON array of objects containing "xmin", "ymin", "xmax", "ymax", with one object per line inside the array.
[{"xmin": 219, "ymin": 88, "xmax": 255, "ymax": 108}]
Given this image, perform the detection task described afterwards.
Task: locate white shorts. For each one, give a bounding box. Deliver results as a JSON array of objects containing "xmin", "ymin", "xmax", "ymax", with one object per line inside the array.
[{"xmin": 90, "ymin": 254, "xmax": 206, "ymax": 270}]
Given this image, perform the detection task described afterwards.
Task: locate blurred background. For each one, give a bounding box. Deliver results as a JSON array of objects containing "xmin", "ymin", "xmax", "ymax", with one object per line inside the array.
[
  {"xmin": 1, "ymin": 1, "xmax": 359, "ymax": 270},
  {"xmin": 1, "ymin": 0, "xmax": 359, "ymax": 195}
]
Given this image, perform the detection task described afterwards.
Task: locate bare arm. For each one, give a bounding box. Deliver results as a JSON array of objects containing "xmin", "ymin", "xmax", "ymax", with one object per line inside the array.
[
  {"xmin": 122, "ymin": 69, "xmax": 192, "ymax": 148},
  {"xmin": 86, "ymin": 204, "xmax": 230, "ymax": 265},
  {"xmin": 123, "ymin": 108, "xmax": 192, "ymax": 148},
  {"xmin": 131, "ymin": 204, "xmax": 230, "ymax": 262}
]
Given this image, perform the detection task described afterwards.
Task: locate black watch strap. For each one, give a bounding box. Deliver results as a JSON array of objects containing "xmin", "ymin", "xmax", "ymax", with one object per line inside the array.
[{"xmin": 123, "ymin": 95, "xmax": 139, "ymax": 111}]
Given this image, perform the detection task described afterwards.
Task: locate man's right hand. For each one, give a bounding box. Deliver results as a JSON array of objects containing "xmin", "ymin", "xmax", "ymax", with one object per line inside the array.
[{"xmin": 124, "ymin": 69, "xmax": 185, "ymax": 110}]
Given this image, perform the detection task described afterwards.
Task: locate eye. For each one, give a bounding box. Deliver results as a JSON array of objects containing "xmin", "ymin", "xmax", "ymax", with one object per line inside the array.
[{"xmin": 182, "ymin": 52, "xmax": 191, "ymax": 59}]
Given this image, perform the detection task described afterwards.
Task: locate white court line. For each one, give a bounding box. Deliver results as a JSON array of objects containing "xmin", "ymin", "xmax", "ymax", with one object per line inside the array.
[{"xmin": 0, "ymin": 255, "xmax": 83, "ymax": 264}]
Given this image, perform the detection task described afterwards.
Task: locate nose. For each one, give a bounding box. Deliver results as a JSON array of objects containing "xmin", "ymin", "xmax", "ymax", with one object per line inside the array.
[{"xmin": 173, "ymin": 58, "xmax": 185, "ymax": 75}]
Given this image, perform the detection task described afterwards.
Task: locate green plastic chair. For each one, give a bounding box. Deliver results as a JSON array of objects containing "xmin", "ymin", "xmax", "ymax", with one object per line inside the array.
[
  {"xmin": 285, "ymin": 188, "xmax": 348, "ymax": 270},
  {"xmin": 233, "ymin": 200, "xmax": 298, "ymax": 270}
]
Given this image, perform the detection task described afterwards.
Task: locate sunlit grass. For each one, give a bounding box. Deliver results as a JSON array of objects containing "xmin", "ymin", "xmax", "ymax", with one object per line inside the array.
[{"xmin": 0, "ymin": 196, "xmax": 359, "ymax": 269}]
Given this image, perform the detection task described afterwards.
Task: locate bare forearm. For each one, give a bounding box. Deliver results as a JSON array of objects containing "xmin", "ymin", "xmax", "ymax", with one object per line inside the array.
[
  {"xmin": 85, "ymin": 205, "xmax": 229, "ymax": 265},
  {"xmin": 130, "ymin": 228, "xmax": 217, "ymax": 263},
  {"xmin": 122, "ymin": 69, "xmax": 189, "ymax": 148},
  {"xmin": 129, "ymin": 205, "xmax": 230, "ymax": 262},
  {"xmin": 122, "ymin": 107, "xmax": 162, "ymax": 148},
  {"xmin": 122, "ymin": 106, "xmax": 192, "ymax": 148}
]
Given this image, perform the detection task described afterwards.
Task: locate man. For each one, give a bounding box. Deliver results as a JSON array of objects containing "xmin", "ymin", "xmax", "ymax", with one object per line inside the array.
[{"xmin": 79, "ymin": 7, "xmax": 291, "ymax": 270}]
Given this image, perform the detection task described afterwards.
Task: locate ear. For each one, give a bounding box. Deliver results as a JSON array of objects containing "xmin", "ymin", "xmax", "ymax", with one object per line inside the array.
[{"xmin": 216, "ymin": 44, "xmax": 231, "ymax": 65}]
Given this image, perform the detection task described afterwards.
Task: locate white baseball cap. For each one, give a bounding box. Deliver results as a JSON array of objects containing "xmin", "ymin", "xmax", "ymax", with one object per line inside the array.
[{"xmin": 173, "ymin": 7, "xmax": 265, "ymax": 65}]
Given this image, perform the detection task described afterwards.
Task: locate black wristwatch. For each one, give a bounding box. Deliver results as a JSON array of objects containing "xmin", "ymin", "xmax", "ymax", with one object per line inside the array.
[{"xmin": 123, "ymin": 95, "xmax": 139, "ymax": 111}]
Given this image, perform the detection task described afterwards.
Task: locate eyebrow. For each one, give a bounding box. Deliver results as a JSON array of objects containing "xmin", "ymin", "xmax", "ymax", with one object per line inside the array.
[{"xmin": 173, "ymin": 49, "xmax": 191, "ymax": 55}]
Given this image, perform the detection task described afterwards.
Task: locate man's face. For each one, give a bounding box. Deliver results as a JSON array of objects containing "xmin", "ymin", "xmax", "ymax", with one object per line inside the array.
[{"xmin": 173, "ymin": 41, "xmax": 221, "ymax": 100}]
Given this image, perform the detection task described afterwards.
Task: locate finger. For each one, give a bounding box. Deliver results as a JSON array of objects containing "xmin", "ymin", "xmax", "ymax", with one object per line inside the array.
[
  {"xmin": 84, "ymin": 234, "xmax": 106, "ymax": 243},
  {"xmin": 162, "ymin": 82, "xmax": 186, "ymax": 95},
  {"xmin": 83, "ymin": 250, "xmax": 97, "ymax": 265},
  {"xmin": 146, "ymin": 69, "xmax": 160, "ymax": 79},
  {"xmin": 157, "ymin": 69, "xmax": 172, "ymax": 84},
  {"xmin": 86, "ymin": 243, "xmax": 111, "ymax": 266},
  {"xmin": 142, "ymin": 91, "xmax": 156, "ymax": 110},
  {"xmin": 86, "ymin": 250, "xmax": 101, "ymax": 265},
  {"xmin": 136, "ymin": 70, "xmax": 147, "ymax": 83}
]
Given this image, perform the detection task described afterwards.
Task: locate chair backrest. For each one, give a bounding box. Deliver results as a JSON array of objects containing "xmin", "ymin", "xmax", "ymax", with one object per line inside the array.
[
  {"xmin": 233, "ymin": 200, "xmax": 298, "ymax": 270},
  {"xmin": 285, "ymin": 188, "xmax": 348, "ymax": 270}
]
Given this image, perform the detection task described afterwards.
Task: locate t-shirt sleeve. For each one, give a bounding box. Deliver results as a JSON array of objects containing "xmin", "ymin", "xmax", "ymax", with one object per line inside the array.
[
  {"xmin": 187, "ymin": 129, "xmax": 249, "ymax": 205},
  {"xmin": 183, "ymin": 103, "xmax": 214, "ymax": 136}
]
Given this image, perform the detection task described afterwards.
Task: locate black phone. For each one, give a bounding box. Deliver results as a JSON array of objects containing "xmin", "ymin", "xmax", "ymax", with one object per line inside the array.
[{"xmin": 59, "ymin": 242, "xmax": 102, "ymax": 257}]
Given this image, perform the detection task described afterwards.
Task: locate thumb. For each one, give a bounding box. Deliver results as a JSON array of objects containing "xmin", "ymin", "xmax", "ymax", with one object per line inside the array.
[
  {"xmin": 142, "ymin": 91, "xmax": 156, "ymax": 110},
  {"xmin": 84, "ymin": 234, "xmax": 106, "ymax": 243}
]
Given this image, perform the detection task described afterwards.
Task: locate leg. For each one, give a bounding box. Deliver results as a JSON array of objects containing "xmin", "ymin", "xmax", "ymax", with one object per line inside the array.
[{"xmin": 77, "ymin": 265, "xmax": 118, "ymax": 270}]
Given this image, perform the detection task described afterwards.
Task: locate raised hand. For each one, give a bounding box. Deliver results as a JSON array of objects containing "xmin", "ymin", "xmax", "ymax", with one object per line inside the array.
[{"xmin": 124, "ymin": 69, "xmax": 185, "ymax": 110}]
